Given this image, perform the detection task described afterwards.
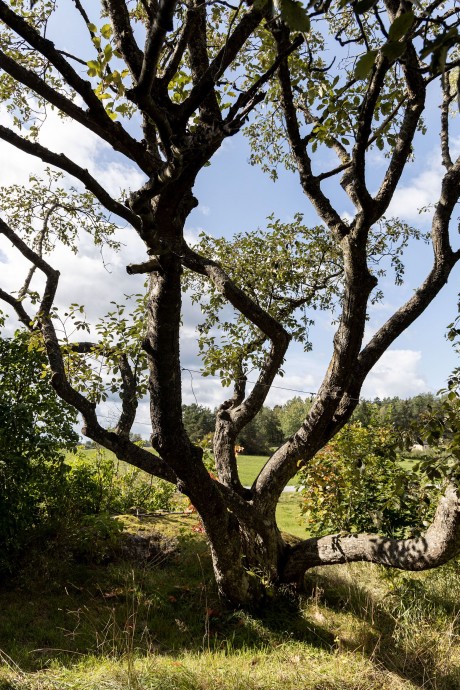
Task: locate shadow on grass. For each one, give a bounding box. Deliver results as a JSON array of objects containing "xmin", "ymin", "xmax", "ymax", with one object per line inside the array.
[
  {"xmin": 0, "ymin": 517, "xmax": 459, "ymax": 690},
  {"xmin": 297, "ymin": 565, "xmax": 460, "ymax": 690}
]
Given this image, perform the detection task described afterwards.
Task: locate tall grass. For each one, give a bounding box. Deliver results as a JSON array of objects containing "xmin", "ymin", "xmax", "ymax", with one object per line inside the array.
[{"xmin": 0, "ymin": 512, "xmax": 459, "ymax": 690}]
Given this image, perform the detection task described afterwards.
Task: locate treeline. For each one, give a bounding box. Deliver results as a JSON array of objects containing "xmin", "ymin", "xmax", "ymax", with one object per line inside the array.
[{"xmin": 182, "ymin": 393, "xmax": 443, "ymax": 454}]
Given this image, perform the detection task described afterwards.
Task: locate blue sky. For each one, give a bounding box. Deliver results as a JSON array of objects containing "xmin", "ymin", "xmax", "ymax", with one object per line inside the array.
[{"xmin": 0, "ymin": 5, "xmax": 459, "ymax": 435}]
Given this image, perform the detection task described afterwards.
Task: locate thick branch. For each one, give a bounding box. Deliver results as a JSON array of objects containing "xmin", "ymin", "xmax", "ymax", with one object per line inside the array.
[
  {"xmin": 136, "ymin": 0, "xmax": 178, "ymax": 97},
  {"xmin": 115, "ymin": 353, "xmax": 138, "ymax": 437},
  {"xmin": 181, "ymin": 242, "xmax": 290, "ymax": 367},
  {"xmin": 103, "ymin": 0, "xmax": 144, "ymax": 79},
  {"xmin": 179, "ymin": 7, "xmax": 263, "ymax": 123},
  {"xmin": 0, "ymin": 124, "xmax": 141, "ymax": 229},
  {"xmin": 159, "ymin": 11, "xmax": 194, "ymax": 86},
  {"xmin": 440, "ymin": 72, "xmax": 454, "ymax": 170},
  {"xmin": 187, "ymin": 0, "xmax": 222, "ymax": 125},
  {"xmin": 356, "ymin": 155, "xmax": 460, "ymax": 381},
  {"xmin": 372, "ymin": 44, "xmax": 426, "ymax": 218},
  {"xmin": 351, "ymin": 54, "xmax": 387, "ymax": 211},
  {"xmin": 282, "ymin": 486, "xmax": 460, "ymax": 581}
]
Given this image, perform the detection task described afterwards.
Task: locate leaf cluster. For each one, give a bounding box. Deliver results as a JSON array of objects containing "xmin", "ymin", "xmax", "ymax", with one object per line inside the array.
[{"xmin": 298, "ymin": 421, "xmax": 437, "ymax": 538}]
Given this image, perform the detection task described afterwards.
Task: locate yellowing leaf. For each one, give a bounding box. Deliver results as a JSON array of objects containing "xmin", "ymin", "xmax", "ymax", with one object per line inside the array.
[{"xmin": 100, "ymin": 23, "xmax": 113, "ymax": 39}]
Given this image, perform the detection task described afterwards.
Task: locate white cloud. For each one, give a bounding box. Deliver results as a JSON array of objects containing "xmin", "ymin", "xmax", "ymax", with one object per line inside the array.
[
  {"xmin": 184, "ymin": 226, "xmax": 206, "ymax": 246},
  {"xmin": 361, "ymin": 349, "xmax": 428, "ymax": 399},
  {"xmin": 384, "ymin": 155, "xmax": 442, "ymax": 222},
  {"xmin": 0, "ymin": 109, "xmax": 146, "ymax": 197}
]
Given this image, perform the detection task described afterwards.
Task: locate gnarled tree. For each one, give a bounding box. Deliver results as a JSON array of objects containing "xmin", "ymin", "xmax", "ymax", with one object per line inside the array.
[{"xmin": 0, "ymin": 0, "xmax": 459, "ymax": 606}]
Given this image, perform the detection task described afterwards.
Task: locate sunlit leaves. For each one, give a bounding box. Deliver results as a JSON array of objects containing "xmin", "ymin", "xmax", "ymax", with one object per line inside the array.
[
  {"xmin": 299, "ymin": 422, "xmax": 436, "ymax": 538},
  {"xmin": 0, "ymin": 169, "xmax": 120, "ymax": 259},
  {"xmin": 185, "ymin": 215, "xmax": 343, "ymax": 383},
  {"xmin": 86, "ymin": 22, "xmax": 133, "ymax": 120},
  {"xmin": 54, "ymin": 294, "xmax": 149, "ymax": 406}
]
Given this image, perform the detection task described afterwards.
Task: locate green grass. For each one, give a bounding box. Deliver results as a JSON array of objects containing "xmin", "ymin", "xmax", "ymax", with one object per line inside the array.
[
  {"xmin": 1, "ymin": 514, "xmax": 460, "ymax": 690},
  {"xmin": 276, "ymin": 493, "xmax": 306, "ymax": 539},
  {"xmin": 72, "ymin": 449, "xmax": 298, "ymax": 488}
]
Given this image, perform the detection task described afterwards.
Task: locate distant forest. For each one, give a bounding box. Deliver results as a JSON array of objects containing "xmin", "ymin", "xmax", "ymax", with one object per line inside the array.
[{"xmin": 175, "ymin": 394, "xmax": 441, "ymax": 455}]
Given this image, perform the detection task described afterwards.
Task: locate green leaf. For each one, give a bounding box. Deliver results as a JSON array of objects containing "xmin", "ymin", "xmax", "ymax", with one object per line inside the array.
[
  {"xmin": 279, "ymin": 0, "xmax": 310, "ymax": 32},
  {"xmin": 100, "ymin": 23, "xmax": 113, "ymax": 39},
  {"xmin": 382, "ymin": 41, "xmax": 406, "ymax": 61},
  {"xmin": 354, "ymin": 50, "xmax": 377, "ymax": 80},
  {"xmin": 354, "ymin": 0, "xmax": 377, "ymax": 13},
  {"xmin": 388, "ymin": 11, "xmax": 415, "ymax": 41}
]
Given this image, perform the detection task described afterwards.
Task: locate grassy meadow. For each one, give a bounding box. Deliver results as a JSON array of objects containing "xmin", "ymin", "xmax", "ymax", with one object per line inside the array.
[
  {"xmin": 1, "ymin": 448, "xmax": 459, "ymax": 689},
  {"xmin": 1, "ymin": 508, "xmax": 460, "ymax": 689}
]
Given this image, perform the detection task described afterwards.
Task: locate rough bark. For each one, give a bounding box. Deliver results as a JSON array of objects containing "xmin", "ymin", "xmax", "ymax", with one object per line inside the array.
[{"xmin": 281, "ymin": 486, "xmax": 460, "ymax": 581}]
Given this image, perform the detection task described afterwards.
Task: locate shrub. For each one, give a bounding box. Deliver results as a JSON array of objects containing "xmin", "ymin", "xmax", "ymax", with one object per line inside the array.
[
  {"xmin": 65, "ymin": 449, "xmax": 176, "ymax": 515},
  {"xmin": 0, "ymin": 328, "xmax": 79, "ymax": 575},
  {"xmin": 298, "ymin": 422, "xmax": 437, "ymax": 538}
]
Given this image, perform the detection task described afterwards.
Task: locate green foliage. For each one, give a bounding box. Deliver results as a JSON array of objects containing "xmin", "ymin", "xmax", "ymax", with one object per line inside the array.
[
  {"xmin": 0, "ymin": 169, "xmax": 121, "ymax": 254},
  {"xmin": 274, "ymin": 396, "xmax": 312, "ymax": 439},
  {"xmin": 237, "ymin": 407, "xmax": 283, "ymax": 454},
  {"xmin": 298, "ymin": 422, "xmax": 436, "ymax": 538},
  {"xmin": 186, "ymin": 216, "xmax": 342, "ymax": 385},
  {"xmin": 0, "ymin": 325, "xmax": 79, "ymax": 575},
  {"xmin": 61, "ymin": 512, "xmax": 124, "ymax": 564},
  {"xmin": 351, "ymin": 393, "xmax": 443, "ymax": 444},
  {"xmin": 182, "ymin": 404, "xmax": 215, "ymax": 444},
  {"xmin": 65, "ymin": 449, "xmax": 176, "ymax": 516},
  {"xmin": 0, "ymin": 322, "xmax": 174, "ymax": 576}
]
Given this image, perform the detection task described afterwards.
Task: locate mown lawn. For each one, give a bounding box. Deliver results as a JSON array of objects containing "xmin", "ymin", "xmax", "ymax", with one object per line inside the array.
[
  {"xmin": 69, "ymin": 448, "xmax": 305, "ymax": 538},
  {"xmin": 71, "ymin": 450, "xmax": 298, "ymax": 486}
]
